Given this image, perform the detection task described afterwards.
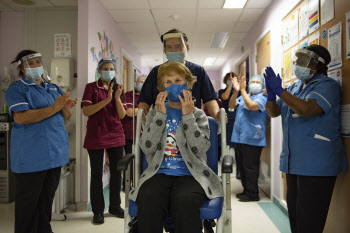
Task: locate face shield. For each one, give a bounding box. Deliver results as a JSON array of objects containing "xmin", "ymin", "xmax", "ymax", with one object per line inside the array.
[
  {"xmin": 291, "ymin": 48, "xmax": 326, "ymax": 81},
  {"xmin": 18, "ymin": 53, "xmax": 51, "ymax": 82},
  {"xmin": 163, "ymin": 32, "xmax": 188, "ymax": 63}
]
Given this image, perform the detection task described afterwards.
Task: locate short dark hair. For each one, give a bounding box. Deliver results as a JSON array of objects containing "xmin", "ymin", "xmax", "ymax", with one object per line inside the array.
[
  {"xmin": 223, "ymin": 72, "xmax": 238, "ymax": 84},
  {"xmin": 160, "ymin": 29, "xmax": 189, "ymax": 48},
  {"xmin": 305, "ymin": 45, "xmax": 331, "ymax": 75},
  {"xmin": 11, "ymin": 50, "xmax": 38, "ymax": 76}
]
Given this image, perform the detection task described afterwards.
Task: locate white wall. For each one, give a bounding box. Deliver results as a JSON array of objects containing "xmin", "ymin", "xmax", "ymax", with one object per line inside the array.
[
  {"xmin": 220, "ymin": 0, "xmax": 301, "ymax": 202},
  {"xmin": 0, "ymin": 12, "xmax": 25, "ymax": 112}
]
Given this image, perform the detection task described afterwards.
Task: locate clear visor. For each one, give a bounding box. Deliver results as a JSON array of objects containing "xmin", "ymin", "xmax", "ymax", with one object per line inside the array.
[
  {"xmin": 19, "ymin": 53, "xmax": 43, "ymax": 68},
  {"xmin": 291, "ymin": 49, "xmax": 325, "ymax": 68},
  {"xmin": 163, "ymin": 33, "xmax": 187, "ymax": 63}
]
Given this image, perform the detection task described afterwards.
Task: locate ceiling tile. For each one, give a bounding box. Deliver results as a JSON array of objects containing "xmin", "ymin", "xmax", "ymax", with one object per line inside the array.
[
  {"xmin": 50, "ymin": 0, "xmax": 77, "ymax": 7},
  {"xmin": 118, "ymin": 22, "xmax": 158, "ymax": 33},
  {"xmin": 157, "ymin": 21, "xmax": 195, "ymax": 34},
  {"xmin": 232, "ymin": 22, "xmax": 254, "ymax": 33},
  {"xmin": 152, "ymin": 9, "xmax": 196, "ymax": 23},
  {"xmin": 109, "ymin": 9, "xmax": 153, "ymax": 22},
  {"xmin": 197, "ymin": 9, "xmax": 241, "ymax": 23},
  {"xmin": 99, "ymin": 0, "xmax": 149, "ymax": 10},
  {"xmin": 0, "ymin": 2, "xmax": 15, "ymax": 11},
  {"xmin": 196, "ymin": 21, "xmax": 234, "ymax": 32},
  {"xmin": 229, "ymin": 32, "xmax": 247, "ymax": 41},
  {"xmin": 0, "ymin": 0, "xmax": 53, "ymax": 8},
  {"xmin": 198, "ymin": 0, "xmax": 223, "ymax": 9},
  {"xmin": 225, "ymin": 39, "xmax": 241, "ymax": 48},
  {"xmin": 239, "ymin": 8, "xmax": 264, "ymax": 22},
  {"xmin": 245, "ymin": 0, "xmax": 273, "ymax": 9},
  {"xmin": 149, "ymin": 0, "xmax": 196, "ymax": 9}
]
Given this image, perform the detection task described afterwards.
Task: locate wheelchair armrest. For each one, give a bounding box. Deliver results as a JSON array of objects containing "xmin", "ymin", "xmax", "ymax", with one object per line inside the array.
[
  {"xmin": 221, "ymin": 155, "xmax": 233, "ymax": 173},
  {"xmin": 117, "ymin": 153, "xmax": 135, "ymax": 171}
]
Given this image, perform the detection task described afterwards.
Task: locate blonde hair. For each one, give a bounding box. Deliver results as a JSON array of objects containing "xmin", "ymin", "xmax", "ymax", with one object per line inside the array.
[{"xmin": 157, "ymin": 62, "xmax": 195, "ymax": 92}]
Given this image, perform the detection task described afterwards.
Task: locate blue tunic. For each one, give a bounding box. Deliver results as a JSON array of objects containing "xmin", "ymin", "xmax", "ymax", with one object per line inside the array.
[
  {"xmin": 277, "ymin": 74, "xmax": 347, "ymax": 176},
  {"xmin": 231, "ymin": 93, "xmax": 267, "ymax": 147},
  {"xmin": 5, "ymin": 77, "xmax": 69, "ymax": 173}
]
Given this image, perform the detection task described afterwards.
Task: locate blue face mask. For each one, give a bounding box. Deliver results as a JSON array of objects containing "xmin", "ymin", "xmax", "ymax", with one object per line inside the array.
[
  {"xmin": 164, "ymin": 83, "xmax": 188, "ymax": 102},
  {"xmin": 25, "ymin": 66, "xmax": 44, "ymax": 80},
  {"xmin": 249, "ymin": 83, "xmax": 262, "ymax": 94},
  {"xmin": 136, "ymin": 83, "xmax": 143, "ymax": 92},
  {"xmin": 226, "ymin": 81, "xmax": 231, "ymax": 86},
  {"xmin": 166, "ymin": 52, "xmax": 184, "ymax": 63},
  {"xmin": 102, "ymin": 71, "xmax": 115, "ymax": 82},
  {"xmin": 293, "ymin": 65, "xmax": 314, "ymax": 81}
]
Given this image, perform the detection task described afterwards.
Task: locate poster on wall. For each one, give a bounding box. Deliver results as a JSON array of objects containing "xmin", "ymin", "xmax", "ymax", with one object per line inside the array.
[
  {"xmin": 346, "ymin": 11, "xmax": 350, "ymax": 59},
  {"xmin": 299, "ymin": 3, "xmax": 309, "ymax": 40},
  {"xmin": 300, "ymin": 38, "xmax": 309, "ymax": 48},
  {"xmin": 340, "ymin": 105, "xmax": 350, "ymax": 137},
  {"xmin": 283, "ymin": 51, "xmax": 291, "ymax": 82},
  {"xmin": 328, "ymin": 69, "xmax": 342, "ymax": 88},
  {"xmin": 308, "ymin": 0, "xmax": 320, "ymax": 34},
  {"xmin": 54, "ymin": 33, "xmax": 71, "ymax": 57},
  {"xmin": 328, "ymin": 22, "xmax": 342, "ymax": 70},
  {"xmin": 309, "ymin": 31, "xmax": 320, "ymax": 45},
  {"xmin": 290, "ymin": 45, "xmax": 300, "ymax": 79},
  {"xmin": 284, "ymin": 12, "xmax": 299, "ymax": 50},
  {"xmin": 320, "ymin": 0, "xmax": 334, "ymax": 26}
]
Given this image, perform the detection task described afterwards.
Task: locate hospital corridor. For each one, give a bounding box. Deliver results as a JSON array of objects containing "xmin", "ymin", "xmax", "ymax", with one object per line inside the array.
[{"xmin": 0, "ymin": 0, "xmax": 350, "ymax": 233}]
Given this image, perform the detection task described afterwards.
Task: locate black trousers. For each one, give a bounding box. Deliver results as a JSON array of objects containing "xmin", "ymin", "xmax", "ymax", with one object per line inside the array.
[
  {"xmin": 15, "ymin": 167, "xmax": 61, "ymax": 233},
  {"xmin": 88, "ymin": 147, "xmax": 123, "ymax": 214},
  {"xmin": 136, "ymin": 174, "xmax": 208, "ymax": 233},
  {"xmin": 236, "ymin": 143, "xmax": 262, "ymax": 198},
  {"xmin": 286, "ymin": 174, "xmax": 336, "ymax": 233}
]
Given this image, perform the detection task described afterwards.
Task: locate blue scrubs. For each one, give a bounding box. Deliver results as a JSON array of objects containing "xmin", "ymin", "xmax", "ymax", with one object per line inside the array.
[
  {"xmin": 277, "ymin": 74, "xmax": 347, "ymax": 176},
  {"xmin": 231, "ymin": 93, "xmax": 268, "ymax": 147},
  {"xmin": 5, "ymin": 77, "xmax": 69, "ymax": 173},
  {"xmin": 138, "ymin": 61, "xmax": 217, "ymax": 109}
]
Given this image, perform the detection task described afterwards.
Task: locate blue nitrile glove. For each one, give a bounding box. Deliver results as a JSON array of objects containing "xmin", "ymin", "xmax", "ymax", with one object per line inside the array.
[
  {"xmin": 264, "ymin": 67, "xmax": 286, "ymax": 97},
  {"xmin": 264, "ymin": 71, "xmax": 276, "ymax": 101}
]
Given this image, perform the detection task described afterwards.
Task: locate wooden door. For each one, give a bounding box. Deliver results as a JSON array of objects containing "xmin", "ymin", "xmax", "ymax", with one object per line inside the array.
[
  {"xmin": 123, "ymin": 57, "xmax": 129, "ymax": 91},
  {"xmin": 256, "ymin": 31, "xmax": 271, "ymax": 198}
]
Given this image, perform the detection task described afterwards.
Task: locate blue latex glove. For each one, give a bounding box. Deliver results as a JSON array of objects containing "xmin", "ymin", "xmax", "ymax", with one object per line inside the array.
[
  {"xmin": 264, "ymin": 67, "xmax": 285, "ymax": 97},
  {"xmin": 263, "ymin": 72, "xmax": 276, "ymax": 101}
]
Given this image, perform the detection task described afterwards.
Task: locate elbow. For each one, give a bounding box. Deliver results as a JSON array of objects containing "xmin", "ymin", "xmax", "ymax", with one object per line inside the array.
[{"xmin": 221, "ymin": 95, "xmax": 229, "ymax": 100}]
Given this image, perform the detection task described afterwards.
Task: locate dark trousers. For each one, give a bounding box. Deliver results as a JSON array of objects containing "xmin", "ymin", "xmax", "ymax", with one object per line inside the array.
[
  {"xmin": 136, "ymin": 174, "xmax": 207, "ymax": 233},
  {"xmin": 88, "ymin": 147, "xmax": 123, "ymax": 214},
  {"xmin": 236, "ymin": 143, "xmax": 262, "ymax": 198},
  {"xmin": 15, "ymin": 167, "xmax": 61, "ymax": 233},
  {"xmin": 286, "ymin": 174, "xmax": 336, "ymax": 233}
]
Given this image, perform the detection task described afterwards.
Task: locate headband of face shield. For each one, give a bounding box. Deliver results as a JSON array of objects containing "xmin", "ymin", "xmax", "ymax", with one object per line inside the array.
[
  {"xmin": 18, "ymin": 53, "xmax": 46, "ymax": 80},
  {"xmin": 163, "ymin": 33, "xmax": 187, "ymax": 63},
  {"xmin": 292, "ymin": 49, "xmax": 326, "ymax": 81},
  {"xmin": 98, "ymin": 58, "xmax": 117, "ymax": 82}
]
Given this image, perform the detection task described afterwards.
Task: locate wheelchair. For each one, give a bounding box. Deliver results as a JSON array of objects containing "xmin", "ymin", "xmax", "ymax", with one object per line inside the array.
[{"xmin": 117, "ymin": 108, "xmax": 233, "ymax": 233}]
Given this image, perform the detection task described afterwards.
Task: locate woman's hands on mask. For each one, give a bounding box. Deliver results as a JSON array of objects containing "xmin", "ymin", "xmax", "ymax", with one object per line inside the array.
[
  {"xmin": 179, "ymin": 90, "xmax": 194, "ymax": 115},
  {"xmin": 156, "ymin": 91, "xmax": 168, "ymax": 114}
]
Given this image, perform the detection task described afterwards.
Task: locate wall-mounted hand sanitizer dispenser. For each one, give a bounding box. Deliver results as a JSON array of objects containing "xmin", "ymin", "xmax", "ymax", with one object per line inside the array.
[{"xmin": 51, "ymin": 57, "xmax": 74, "ymax": 92}]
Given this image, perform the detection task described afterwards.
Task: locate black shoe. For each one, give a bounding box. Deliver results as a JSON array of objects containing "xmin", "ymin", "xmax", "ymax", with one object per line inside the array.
[
  {"xmin": 93, "ymin": 212, "xmax": 104, "ymax": 224},
  {"xmin": 109, "ymin": 207, "xmax": 124, "ymax": 218},
  {"xmin": 236, "ymin": 172, "xmax": 241, "ymax": 179},
  {"xmin": 236, "ymin": 192, "xmax": 246, "ymax": 199},
  {"xmin": 238, "ymin": 193, "xmax": 259, "ymax": 202}
]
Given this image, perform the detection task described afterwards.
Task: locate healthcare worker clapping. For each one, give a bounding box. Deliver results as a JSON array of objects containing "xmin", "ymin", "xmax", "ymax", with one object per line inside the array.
[
  {"xmin": 229, "ymin": 74, "xmax": 267, "ymax": 202},
  {"xmin": 81, "ymin": 58, "xmax": 126, "ymax": 224},
  {"xmin": 5, "ymin": 50, "xmax": 77, "ymax": 233},
  {"xmin": 265, "ymin": 44, "xmax": 347, "ymax": 233}
]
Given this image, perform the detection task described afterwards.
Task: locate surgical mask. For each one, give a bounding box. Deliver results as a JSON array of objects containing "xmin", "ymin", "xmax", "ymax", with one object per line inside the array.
[
  {"xmin": 226, "ymin": 81, "xmax": 231, "ymax": 86},
  {"xmin": 164, "ymin": 83, "xmax": 188, "ymax": 102},
  {"xmin": 166, "ymin": 52, "xmax": 184, "ymax": 63},
  {"xmin": 102, "ymin": 71, "xmax": 115, "ymax": 82},
  {"xmin": 293, "ymin": 65, "xmax": 314, "ymax": 81},
  {"xmin": 136, "ymin": 83, "xmax": 143, "ymax": 92},
  {"xmin": 25, "ymin": 66, "xmax": 44, "ymax": 80},
  {"xmin": 249, "ymin": 83, "xmax": 262, "ymax": 94}
]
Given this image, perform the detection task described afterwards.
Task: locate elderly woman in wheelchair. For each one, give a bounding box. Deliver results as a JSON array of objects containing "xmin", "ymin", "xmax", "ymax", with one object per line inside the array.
[{"xmin": 127, "ymin": 62, "xmax": 224, "ymax": 233}]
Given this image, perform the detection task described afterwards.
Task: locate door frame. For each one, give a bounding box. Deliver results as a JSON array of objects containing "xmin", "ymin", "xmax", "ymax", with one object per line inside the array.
[
  {"xmin": 254, "ymin": 29, "xmax": 274, "ymax": 201},
  {"xmin": 122, "ymin": 49, "xmax": 134, "ymax": 91},
  {"xmin": 235, "ymin": 49, "xmax": 250, "ymax": 77}
]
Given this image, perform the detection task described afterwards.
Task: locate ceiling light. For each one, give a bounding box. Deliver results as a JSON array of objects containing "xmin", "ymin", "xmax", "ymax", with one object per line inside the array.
[
  {"xmin": 210, "ymin": 32, "xmax": 229, "ymax": 48},
  {"xmin": 223, "ymin": 0, "xmax": 247, "ymax": 8},
  {"xmin": 203, "ymin": 58, "xmax": 216, "ymax": 66}
]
